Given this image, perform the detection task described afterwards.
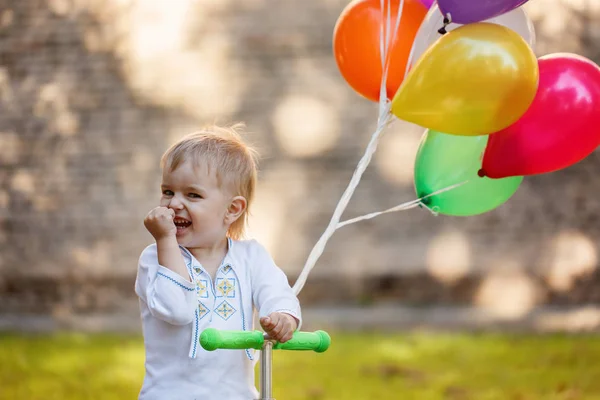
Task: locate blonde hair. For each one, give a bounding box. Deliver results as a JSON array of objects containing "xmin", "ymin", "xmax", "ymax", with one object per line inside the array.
[{"xmin": 160, "ymin": 123, "xmax": 259, "ymax": 240}]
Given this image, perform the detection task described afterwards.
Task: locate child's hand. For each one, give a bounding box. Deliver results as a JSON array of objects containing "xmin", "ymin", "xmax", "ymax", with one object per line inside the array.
[
  {"xmin": 260, "ymin": 312, "xmax": 297, "ymax": 343},
  {"xmin": 144, "ymin": 206, "xmax": 177, "ymax": 241}
]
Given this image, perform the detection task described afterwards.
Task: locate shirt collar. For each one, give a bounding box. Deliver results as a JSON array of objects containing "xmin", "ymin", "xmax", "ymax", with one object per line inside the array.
[{"xmin": 178, "ymin": 237, "xmax": 236, "ymax": 274}]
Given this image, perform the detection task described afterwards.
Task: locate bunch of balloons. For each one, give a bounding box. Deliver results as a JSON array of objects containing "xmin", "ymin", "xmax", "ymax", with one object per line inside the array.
[{"xmin": 333, "ymin": 0, "xmax": 600, "ymax": 216}]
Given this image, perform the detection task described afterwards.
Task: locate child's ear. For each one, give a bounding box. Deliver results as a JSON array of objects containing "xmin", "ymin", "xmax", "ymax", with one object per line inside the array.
[{"xmin": 225, "ymin": 196, "xmax": 247, "ymax": 224}]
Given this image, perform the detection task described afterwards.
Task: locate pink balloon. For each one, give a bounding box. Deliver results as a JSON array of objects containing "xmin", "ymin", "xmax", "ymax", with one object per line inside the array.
[{"xmin": 480, "ymin": 53, "xmax": 600, "ymax": 179}]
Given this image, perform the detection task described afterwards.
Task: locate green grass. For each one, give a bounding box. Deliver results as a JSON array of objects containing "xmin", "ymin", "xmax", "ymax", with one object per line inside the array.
[{"xmin": 1, "ymin": 331, "xmax": 600, "ymax": 399}]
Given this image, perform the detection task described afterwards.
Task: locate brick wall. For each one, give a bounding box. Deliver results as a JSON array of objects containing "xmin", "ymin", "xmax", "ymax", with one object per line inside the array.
[{"xmin": 1, "ymin": 0, "xmax": 600, "ymax": 321}]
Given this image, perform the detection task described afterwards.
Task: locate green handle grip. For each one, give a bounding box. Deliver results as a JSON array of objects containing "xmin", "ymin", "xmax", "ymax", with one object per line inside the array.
[
  {"xmin": 200, "ymin": 329, "xmax": 331, "ymax": 353},
  {"xmin": 273, "ymin": 330, "xmax": 330, "ymax": 352},
  {"xmin": 200, "ymin": 328, "xmax": 264, "ymax": 351}
]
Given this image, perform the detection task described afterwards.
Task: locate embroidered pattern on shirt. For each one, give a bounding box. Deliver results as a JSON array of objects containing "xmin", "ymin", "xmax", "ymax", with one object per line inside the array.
[
  {"xmin": 196, "ymin": 279, "xmax": 208, "ymax": 298},
  {"xmin": 216, "ymin": 278, "xmax": 236, "ymax": 298},
  {"xmin": 221, "ymin": 265, "xmax": 232, "ymax": 275},
  {"xmin": 198, "ymin": 302, "xmax": 210, "ymax": 320},
  {"xmin": 157, "ymin": 272, "xmax": 194, "ymax": 291},
  {"xmin": 215, "ymin": 300, "xmax": 236, "ymax": 320},
  {"xmin": 193, "ymin": 266, "xmax": 202, "ymax": 275}
]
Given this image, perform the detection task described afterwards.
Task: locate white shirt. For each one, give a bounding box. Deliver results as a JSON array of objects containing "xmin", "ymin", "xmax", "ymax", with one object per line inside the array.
[{"xmin": 135, "ymin": 238, "xmax": 302, "ymax": 400}]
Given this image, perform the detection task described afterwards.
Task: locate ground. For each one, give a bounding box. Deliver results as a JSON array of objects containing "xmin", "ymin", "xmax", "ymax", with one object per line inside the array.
[{"xmin": 1, "ymin": 331, "xmax": 599, "ymax": 399}]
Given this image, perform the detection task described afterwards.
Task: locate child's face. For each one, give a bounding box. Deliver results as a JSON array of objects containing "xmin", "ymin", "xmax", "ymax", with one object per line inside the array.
[{"xmin": 159, "ymin": 160, "xmax": 233, "ymax": 248}]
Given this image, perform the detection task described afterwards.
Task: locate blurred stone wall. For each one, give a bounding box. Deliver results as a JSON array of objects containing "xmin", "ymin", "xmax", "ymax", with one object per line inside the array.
[{"xmin": 1, "ymin": 0, "xmax": 600, "ymax": 324}]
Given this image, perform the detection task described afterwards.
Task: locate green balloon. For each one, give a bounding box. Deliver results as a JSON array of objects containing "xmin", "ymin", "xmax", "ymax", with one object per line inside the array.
[{"xmin": 414, "ymin": 130, "xmax": 523, "ymax": 216}]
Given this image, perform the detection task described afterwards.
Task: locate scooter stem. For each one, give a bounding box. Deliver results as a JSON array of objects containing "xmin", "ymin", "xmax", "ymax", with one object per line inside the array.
[{"xmin": 258, "ymin": 339, "xmax": 275, "ymax": 400}]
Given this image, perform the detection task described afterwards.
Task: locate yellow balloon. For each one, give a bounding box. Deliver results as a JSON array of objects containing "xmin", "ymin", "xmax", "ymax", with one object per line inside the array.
[{"xmin": 391, "ymin": 22, "xmax": 539, "ymax": 136}]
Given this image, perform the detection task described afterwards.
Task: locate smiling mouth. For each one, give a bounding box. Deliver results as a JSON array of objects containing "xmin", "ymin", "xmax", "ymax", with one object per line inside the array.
[{"xmin": 173, "ymin": 217, "xmax": 192, "ymax": 231}]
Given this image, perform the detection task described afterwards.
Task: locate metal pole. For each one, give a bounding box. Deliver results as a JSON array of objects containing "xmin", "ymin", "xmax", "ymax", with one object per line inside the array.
[{"xmin": 259, "ymin": 340, "xmax": 275, "ymax": 400}]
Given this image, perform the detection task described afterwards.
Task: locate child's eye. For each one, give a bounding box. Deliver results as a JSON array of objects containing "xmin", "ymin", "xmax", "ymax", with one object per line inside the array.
[
  {"xmin": 162, "ymin": 190, "xmax": 174, "ymax": 196},
  {"xmin": 188, "ymin": 193, "xmax": 202, "ymax": 199}
]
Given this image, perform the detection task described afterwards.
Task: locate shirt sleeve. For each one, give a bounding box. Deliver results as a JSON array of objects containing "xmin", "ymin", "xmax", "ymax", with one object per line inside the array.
[
  {"xmin": 251, "ymin": 241, "xmax": 303, "ymax": 330},
  {"xmin": 134, "ymin": 244, "xmax": 197, "ymax": 326}
]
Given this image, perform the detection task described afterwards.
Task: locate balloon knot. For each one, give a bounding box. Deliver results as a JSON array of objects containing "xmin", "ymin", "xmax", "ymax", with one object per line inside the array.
[
  {"xmin": 419, "ymin": 196, "xmax": 431, "ymax": 206},
  {"xmin": 477, "ymin": 169, "xmax": 486, "ymax": 178},
  {"xmin": 438, "ymin": 16, "xmax": 451, "ymax": 35},
  {"xmin": 419, "ymin": 202, "xmax": 440, "ymax": 216}
]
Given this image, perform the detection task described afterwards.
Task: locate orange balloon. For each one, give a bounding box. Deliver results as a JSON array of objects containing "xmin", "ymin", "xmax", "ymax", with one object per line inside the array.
[{"xmin": 333, "ymin": 0, "xmax": 427, "ymax": 102}]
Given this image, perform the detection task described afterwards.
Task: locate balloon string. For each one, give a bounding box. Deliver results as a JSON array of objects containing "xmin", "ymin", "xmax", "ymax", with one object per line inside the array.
[
  {"xmin": 336, "ymin": 180, "xmax": 468, "ymax": 229},
  {"xmin": 292, "ymin": 109, "xmax": 393, "ymax": 295},
  {"xmin": 419, "ymin": 202, "xmax": 440, "ymax": 216},
  {"xmin": 336, "ymin": 200, "xmax": 421, "ymax": 229},
  {"xmin": 379, "ymin": 0, "xmax": 404, "ymax": 105},
  {"xmin": 378, "ymin": 0, "xmax": 388, "ymax": 72},
  {"xmin": 293, "ymin": 0, "xmax": 404, "ymax": 295}
]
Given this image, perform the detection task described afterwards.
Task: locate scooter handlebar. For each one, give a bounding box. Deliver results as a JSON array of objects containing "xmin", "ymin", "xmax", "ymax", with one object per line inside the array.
[{"xmin": 200, "ymin": 329, "xmax": 331, "ymax": 353}]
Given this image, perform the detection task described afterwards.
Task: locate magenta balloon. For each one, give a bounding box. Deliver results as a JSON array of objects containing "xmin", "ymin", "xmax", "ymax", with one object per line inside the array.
[
  {"xmin": 481, "ymin": 53, "xmax": 600, "ymax": 178},
  {"xmin": 418, "ymin": 0, "xmax": 436, "ymax": 8},
  {"xmin": 437, "ymin": 0, "xmax": 530, "ymax": 24}
]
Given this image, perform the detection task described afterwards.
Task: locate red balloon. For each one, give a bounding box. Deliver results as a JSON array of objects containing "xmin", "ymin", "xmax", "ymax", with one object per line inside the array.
[
  {"xmin": 479, "ymin": 53, "xmax": 600, "ymax": 178},
  {"xmin": 333, "ymin": 0, "xmax": 427, "ymax": 102}
]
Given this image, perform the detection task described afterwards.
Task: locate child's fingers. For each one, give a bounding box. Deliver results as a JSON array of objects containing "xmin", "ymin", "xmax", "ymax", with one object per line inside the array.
[
  {"xmin": 268, "ymin": 318, "xmax": 285, "ymax": 339},
  {"xmin": 278, "ymin": 316, "xmax": 296, "ymax": 342},
  {"xmin": 262, "ymin": 315, "xmax": 281, "ymax": 337},
  {"xmin": 260, "ymin": 317, "xmax": 275, "ymax": 330},
  {"xmin": 266, "ymin": 313, "xmax": 282, "ymax": 327},
  {"xmin": 262, "ymin": 313, "xmax": 297, "ymax": 341},
  {"xmin": 279, "ymin": 328, "xmax": 293, "ymax": 343}
]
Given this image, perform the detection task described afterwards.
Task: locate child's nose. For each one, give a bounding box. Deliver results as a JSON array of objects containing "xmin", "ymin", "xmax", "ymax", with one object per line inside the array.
[{"xmin": 168, "ymin": 196, "xmax": 184, "ymax": 210}]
